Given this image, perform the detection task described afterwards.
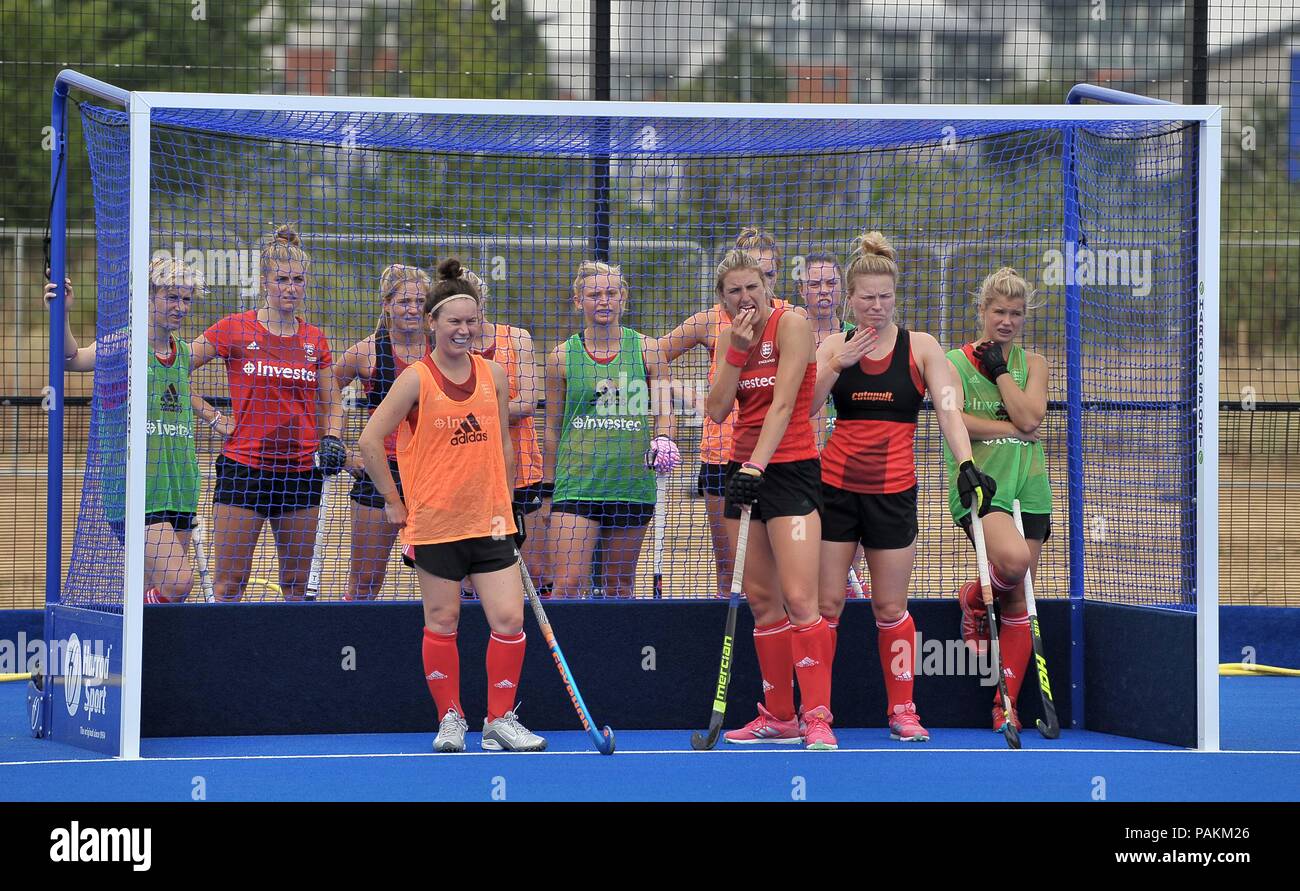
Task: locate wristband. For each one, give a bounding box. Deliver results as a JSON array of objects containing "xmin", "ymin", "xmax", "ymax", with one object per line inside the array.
[
  {"xmin": 741, "ymin": 461, "xmax": 765, "ymax": 474},
  {"xmin": 207, "ymin": 411, "xmax": 223, "ymax": 430},
  {"xmin": 725, "ymin": 346, "xmax": 749, "ymax": 368}
]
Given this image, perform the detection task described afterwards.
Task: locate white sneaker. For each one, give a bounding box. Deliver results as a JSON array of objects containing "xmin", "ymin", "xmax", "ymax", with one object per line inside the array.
[
  {"xmin": 434, "ymin": 708, "xmax": 468, "ymax": 753},
  {"xmin": 481, "ymin": 704, "xmax": 547, "ymax": 752}
]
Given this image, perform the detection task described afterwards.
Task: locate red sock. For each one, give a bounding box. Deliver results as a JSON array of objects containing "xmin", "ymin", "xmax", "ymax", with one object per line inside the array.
[
  {"xmin": 877, "ymin": 611, "xmax": 916, "ymax": 713},
  {"xmin": 825, "ymin": 617, "xmax": 839, "ymax": 664},
  {"xmin": 422, "ymin": 628, "xmax": 462, "ymax": 718},
  {"xmin": 753, "ymin": 619, "xmax": 795, "ymax": 721},
  {"xmin": 989, "ymin": 564, "xmax": 1018, "ymax": 594},
  {"xmin": 486, "ymin": 630, "xmax": 526, "ymax": 722},
  {"xmin": 998, "ymin": 612, "xmax": 1033, "ymax": 707},
  {"xmin": 792, "ymin": 617, "xmax": 834, "ymax": 715}
]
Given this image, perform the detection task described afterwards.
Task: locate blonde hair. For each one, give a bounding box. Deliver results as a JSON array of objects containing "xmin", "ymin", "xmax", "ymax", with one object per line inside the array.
[
  {"xmin": 148, "ymin": 256, "xmax": 206, "ymax": 295},
  {"xmin": 459, "ymin": 268, "xmax": 489, "ymax": 306},
  {"xmin": 714, "ymin": 249, "xmax": 769, "ymax": 296},
  {"xmin": 572, "ymin": 260, "xmax": 627, "ymax": 298},
  {"xmin": 734, "ymin": 227, "xmax": 782, "ymax": 264},
  {"xmin": 845, "ymin": 231, "xmax": 899, "ymax": 287},
  {"xmin": 374, "ymin": 264, "xmax": 432, "ymax": 335},
  {"xmin": 259, "ymin": 224, "xmax": 310, "ymax": 287},
  {"xmin": 976, "ymin": 266, "xmax": 1042, "ymax": 312}
]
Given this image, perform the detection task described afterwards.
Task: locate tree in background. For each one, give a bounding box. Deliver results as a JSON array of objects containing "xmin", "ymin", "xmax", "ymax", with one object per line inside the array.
[
  {"xmin": 0, "ymin": 0, "xmax": 309, "ymax": 227},
  {"xmin": 404, "ymin": 0, "xmax": 552, "ymax": 100}
]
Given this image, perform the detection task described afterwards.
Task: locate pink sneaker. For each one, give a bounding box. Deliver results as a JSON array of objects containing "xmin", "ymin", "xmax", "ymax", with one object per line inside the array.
[
  {"xmin": 724, "ymin": 703, "xmax": 802, "ymax": 745},
  {"xmin": 959, "ymin": 580, "xmax": 989, "ymax": 655},
  {"xmin": 888, "ymin": 701, "xmax": 931, "ymax": 742},
  {"xmin": 803, "ymin": 707, "xmax": 838, "ymax": 751}
]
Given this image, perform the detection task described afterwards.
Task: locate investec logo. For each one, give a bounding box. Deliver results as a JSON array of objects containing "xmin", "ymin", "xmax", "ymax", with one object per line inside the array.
[
  {"xmin": 241, "ymin": 359, "xmax": 318, "ymax": 382},
  {"xmin": 737, "ymin": 375, "xmax": 776, "ymax": 391},
  {"xmin": 153, "ymin": 241, "xmax": 260, "ymax": 297},
  {"xmin": 63, "ymin": 633, "xmax": 113, "ymax": 723},
  {"xmin": 449, "ymin": 414, "xmax": 488, "ymax": 446}
]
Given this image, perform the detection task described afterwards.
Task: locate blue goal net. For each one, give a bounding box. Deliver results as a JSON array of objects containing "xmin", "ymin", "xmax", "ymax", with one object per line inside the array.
[{"xmin": 59, "ymin": 102, "xmax": 1201, "ymax": 610}]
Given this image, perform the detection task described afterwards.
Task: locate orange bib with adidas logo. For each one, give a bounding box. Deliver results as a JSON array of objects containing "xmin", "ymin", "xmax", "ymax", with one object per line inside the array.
[{"xmin": 397, "ymin": 353, "xmax": 515, "ymax": 546}]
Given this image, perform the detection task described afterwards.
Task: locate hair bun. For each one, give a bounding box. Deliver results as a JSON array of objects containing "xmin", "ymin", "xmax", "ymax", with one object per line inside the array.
[
  {"xmin": 273, "ymin": 224, "xmax": 301, "ymax": 247},
  {"xmin": 851, "ymin": 230, "xmax": 896, "ymax": 263},
  {"xmin": 437, "ymin": 258, "xmax": 464, "ymax": 281}
]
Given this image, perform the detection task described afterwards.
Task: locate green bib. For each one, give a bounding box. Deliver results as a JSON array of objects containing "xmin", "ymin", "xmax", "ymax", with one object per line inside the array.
[
  {"xmin": 554, "ymin": 327, "xmax": 655, "ymax": 504},
  {"xmin": 944, "ymin": 344, "xmax": 1053, "ymax": 521},
  {"xmin": 103, "ymin": 337, "xmax": 200, "ymax": 522}
]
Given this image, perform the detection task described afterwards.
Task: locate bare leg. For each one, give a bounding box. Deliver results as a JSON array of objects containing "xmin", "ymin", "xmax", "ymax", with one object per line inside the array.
[
  {"xmin": 211, "ymin": 503, "xmax": 265, "ymax": 602},
  {"xmin": 269, "ymin": 506, "xmax": 322, "ymax": 601},
  {"xmin": 348, "ymin": 501, "xmax": 400, "ymax": 601}
]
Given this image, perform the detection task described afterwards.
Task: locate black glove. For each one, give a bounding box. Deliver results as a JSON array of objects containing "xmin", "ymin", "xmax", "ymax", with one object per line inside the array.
[
  {"xmin": 973, "ymin": 340, "xmax": 1009, "ymax": 383},
  {"xmin": 314, "ymin": 435, "xmax": 348, "ymax": 475},
  {"xmin": 512, "ymin": 506, "xmax": 527, "ymax": 548},
  {"xmin": 725, "ymin": 465, "xmax": 764, "ymax": 508},
  {"xmin": 957, "ymin": 460, "xmax": 997, "ymax": 516}
]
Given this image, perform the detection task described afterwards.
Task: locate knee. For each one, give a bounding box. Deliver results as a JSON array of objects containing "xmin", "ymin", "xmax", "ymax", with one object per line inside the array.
[
  {"xmin": 872, "ymin": 602, "xmax": 907, "ymax": 625},
  {"xmin": 159, "ymin": 578, "xmax": 193, "ymax": 603},
  {"xmin": 489, "ymin": 613, "xmax": 524, "ymax": 637},
  {"xmin": 996, "ymin": 545, "xmax": 1032, "ymax": 586},
  {"xmin": 424, "ymin": 608, "xmax": 459, "ymax": 634}
]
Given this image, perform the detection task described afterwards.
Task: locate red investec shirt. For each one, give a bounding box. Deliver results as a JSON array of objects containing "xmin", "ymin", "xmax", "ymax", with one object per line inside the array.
[
  {"xmin": 203, "ymin": 311, "xmax": 333, "ymax": 471},
  {"xmin": 731, "ymin": 306, "xmax": 818, "ymax": 464}
]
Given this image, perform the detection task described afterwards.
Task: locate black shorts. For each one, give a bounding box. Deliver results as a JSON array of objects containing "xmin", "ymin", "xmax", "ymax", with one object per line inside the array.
[
  {"xmin": 108, "ymin": 511, "xmax": 198, "ymax": 545},
  {"xmin": 550, "ymin": 500, "xmax": 655, "ymax": 529},
  {"xmin": 350, "ymin": 458, "xmax": 403, "ymax": 510},
  {"xmin": 722, "ymin": 459, "xmax": 823, "ymax": 523},
  {"xmin": 513, "ymin": 482, "xmax": 549, "ymax": 515},
  {"xmin": 405, "ymin": 536, "xmax": 518, "ymax": 582},
  {"xmin": 822, "ymin": 483, "xmax": 918, "ymax": 550},
  {"xmin": 696, "ymin": 462, "xmax": 727, "ymax": 497},
  {"xmin": 212, "ymin": 454, "xmax": 324, "ymax": 518},
  {"xmin": 959, "ymin": 509, "xmax": 1052, "ymax": 543}
]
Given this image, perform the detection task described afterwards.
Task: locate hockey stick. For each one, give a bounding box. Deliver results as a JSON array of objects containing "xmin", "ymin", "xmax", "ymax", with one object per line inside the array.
[
  {"xmin": 304, "ymin": 474, "xmax": 335, "ymax": 601},
  {"xmin": 969, "ymin": 506, "xmax": 1022, "ymax": 750},
  {"xmin": 1013, "ymin": 500, "xmax": 1060, "ymax": 739},
  {"xmin": 691, "ymin": 504, "xmax": 752, "ymax": 751},
  {"xmin": 192, "ymin": 516, "xmax": 216, "ymax": 603},
  {"xmin": 653, "ymin": 474, "xmax": 667, "ymax": 599},
  {"xmin": 847, "ymin": 566, "xmax": 866, "ymax": 598},
  {"xmin": 518, "ymin": 555, "xmax": 616, "ymax": 755}
]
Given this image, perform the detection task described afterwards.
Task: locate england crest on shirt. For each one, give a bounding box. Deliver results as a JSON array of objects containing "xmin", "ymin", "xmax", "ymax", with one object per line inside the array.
[
  {"xmin": 305, "ymin": 343, "xmax": 316, "ymax": 361},
  {"xmin": 760, "ymin": 342, "xmax": 774, "ymax": 360}
]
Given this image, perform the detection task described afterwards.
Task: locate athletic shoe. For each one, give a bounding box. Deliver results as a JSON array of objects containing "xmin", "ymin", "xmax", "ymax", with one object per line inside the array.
[
  {"xmin": 992, "ymin": 702, "xmax": 1022, "ymax": 735},
  {"xmin": 888, "ymin": 701, "xmax": 931, "ymax": 742},
  {"xmin": 803, "ymin": 707, "xmax": 838, "ymax": 751},
  {"xmin": 481, "ymin": 705, "xmax": 547, "ymax": 752},
  {"xmin": 433, "ymin": 708, "xmax": 468, "ymax": 753},
  {"xmin": 959, "ymin": 580, "xmax": 989, "ymax": 654},
  {"xmin": 724, "ymin": 702, "xmax": 802, "ymax": 744}
]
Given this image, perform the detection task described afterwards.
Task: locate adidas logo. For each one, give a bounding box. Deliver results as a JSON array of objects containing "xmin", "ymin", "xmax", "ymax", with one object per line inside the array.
[
  {"xmin": 894, "ymin": 671, "xmax": 913, "ymax": 682},
  {"xmin": 493, "ymin": 679, "xmax": 516, "ymax": 689},
  {"xmin": 795, "ymin": 657, "xmax": 819, "ymax": 669},
  {"xmin": 425, "ymin": 670, "xmax": 448, "ymax": 680},
  {"xmin": 160, "ymin": 383, "xmax": 181, "ymax": 412},
  {"xmin": 246, "ymin": 341, "xmax": 259, "ymax": 351},
  {"xmin": 761, "ymin": 679, "xmax": 775, "ymax": 693},
  {"xmin": 1003, "ymin": 667, "xmax": 1016, "ymax": 679},
  {"xmin": 449, "ymin": 413, "xmax": 489, "ymax": 446}
]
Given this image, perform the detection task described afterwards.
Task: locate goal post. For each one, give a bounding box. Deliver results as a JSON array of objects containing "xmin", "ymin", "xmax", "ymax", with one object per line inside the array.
[{"xmin": 45, "ymin": 71, "xmax": 1221, "ymax": 756}]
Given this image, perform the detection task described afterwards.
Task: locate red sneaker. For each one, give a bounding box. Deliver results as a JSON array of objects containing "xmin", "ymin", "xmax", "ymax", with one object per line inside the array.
[
  {"xmin": 888, "ymin": 701, "xmax": 931, "ymax": 742},
  {"xmin": 724, "ymin": 703, "xmax": 802, "ymax": 745},
  {"xmin": 959, "ymin": 580, "xmax": 989, "ymax": 655},
  {"xmin": 992, "ymin": 702, "xmax": 1022, "ymax": 734},
  {"xmin": 803, "ymin": 707, "xmax": 838, "ymax": 751}
]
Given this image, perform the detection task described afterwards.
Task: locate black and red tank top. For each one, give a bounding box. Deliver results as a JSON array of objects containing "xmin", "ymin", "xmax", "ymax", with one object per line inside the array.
[
  {"xmin": 732, "ymin": 306, "xmax": 818, "ymax": 464},
  {"xmin": 365, "ymin": 328, "xmax": 425, "ymax": 457},
  {"xmin": 820, "ymin": 327, "xmax": 926, "ymax": 494}
]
